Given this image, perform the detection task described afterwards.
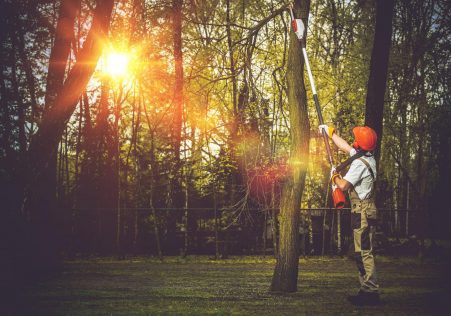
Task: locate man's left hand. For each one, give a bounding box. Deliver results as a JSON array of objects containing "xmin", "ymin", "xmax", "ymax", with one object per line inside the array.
[{"xmin": 330, "ymin": 167, "xmax": 340, "ymax": 184}]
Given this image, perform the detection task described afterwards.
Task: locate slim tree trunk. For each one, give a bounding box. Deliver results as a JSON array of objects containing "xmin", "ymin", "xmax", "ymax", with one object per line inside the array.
[
  {"xmin": 182, "ymin": 130, "xmax": 189, "ymax": 257},
  {"xmin": 150, "ymin": 130, "xmax": 163, "ymax": 260},
  {"xmin": 214, "ymin": 188, "xmax": 219, "ymax": 259},
  {"xmin": 270, "ymin": 0, "xmax": 310, "ymax": 293},
  {"xmin": 364, "ymin": 0, "xmax": 394, "ymax": 161},
  {"xmin": 16, "ymin": 24, "xmax": 38, "ymax": 130},
  {"xmin": 271, "ymin": 183, "xmax": 278, "ymax": 258},
  {"xmin": 74, "ymin": 99, "xmax": 83, "ymax": 190},
  {"xmin": 172, "ymin": 0, "xmax": 183, "ymax": 157},
  {"xmin": 0, "ymin": 66, "xmax": 14, "ymax": 160},
  {"xmin": 226, "ymin": 0, "xmax": 238, "ymax": 115},
  {"xmin": 143, "ymin": 96, "xmax": 163, "ymax": 259},
  {"xmin": 113, "ymin": 85, "xmax": 123, "ymax": 256},
  {"xmin": 225, "ymin": 0, "xmax": 244, "ymax": 214},
  {"xmin": 165, "ymin": 0, "xmax": 184, "ymax": 254},
  {"xmin": 10, "ymin": 46, "xmax": 27, "ymax": 155}
]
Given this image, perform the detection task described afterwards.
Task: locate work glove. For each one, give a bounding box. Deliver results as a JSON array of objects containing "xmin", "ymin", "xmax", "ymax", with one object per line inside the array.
[
  {"xmin": 319, "ymin": 124, "xmax": 335, "ymax": 138},
  {"xmin": 330, "ymin": 166, "xmax": 341, "ymax": 184},
  {"xmin": 331, "ymin": 182, "xmax": 338, "ymax": 192}
]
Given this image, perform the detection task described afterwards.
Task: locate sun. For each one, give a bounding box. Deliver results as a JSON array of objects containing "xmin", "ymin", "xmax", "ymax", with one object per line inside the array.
[{"xmin": 104, "ymin": 51, "xmax": 130, "ymax": 77}]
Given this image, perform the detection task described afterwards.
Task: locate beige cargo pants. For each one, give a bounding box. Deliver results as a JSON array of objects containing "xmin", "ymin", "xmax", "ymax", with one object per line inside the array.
[{"xmin": 350, "ymin": 188, "xmax": 379, "ymax": 293}]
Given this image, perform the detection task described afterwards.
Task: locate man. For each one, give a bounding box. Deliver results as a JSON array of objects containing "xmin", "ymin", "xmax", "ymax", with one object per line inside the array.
[{"xmin": 320, "ymin": 125, "xmax": 380, "ymax": 305}]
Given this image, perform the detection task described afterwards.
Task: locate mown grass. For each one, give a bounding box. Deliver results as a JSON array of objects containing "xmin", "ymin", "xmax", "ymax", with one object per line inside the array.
[{"xmin": 17, "ymin": 256, "xmax": 449, "ymax": 315}]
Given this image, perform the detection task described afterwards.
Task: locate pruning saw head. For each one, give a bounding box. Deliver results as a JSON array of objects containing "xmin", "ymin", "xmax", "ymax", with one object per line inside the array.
[{"xmin": 288, "ymin": 4, "xmax": 305, "ymax": 40}]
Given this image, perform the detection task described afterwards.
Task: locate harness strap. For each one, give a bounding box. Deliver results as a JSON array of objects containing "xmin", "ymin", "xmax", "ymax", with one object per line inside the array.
[
  {"xmin": 358, "ymin": 158, "xmax": 375, "ymax": 181},
  {"xmin": 336, "ymin": 150, "xmax": 367, "ymax": 173},
  {"xmin": 350, "ymin": 158, "xmax": 376, "ymax": 201}
]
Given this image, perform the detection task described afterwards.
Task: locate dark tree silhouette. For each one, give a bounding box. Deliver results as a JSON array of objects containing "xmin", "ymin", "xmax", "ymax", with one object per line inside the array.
[
  {"xmin": 364, "ymin": 0, "xmax": 395, "ymax": 158},
  {"xmin": 22, "ymin": 0, "xmax": 115, "ymax": 272}
]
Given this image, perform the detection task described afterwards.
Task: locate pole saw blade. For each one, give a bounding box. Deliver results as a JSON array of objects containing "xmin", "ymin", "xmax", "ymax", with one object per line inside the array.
[{"xmin": 289, "ymin": 7, "xmax": 305, "ymax": 40}]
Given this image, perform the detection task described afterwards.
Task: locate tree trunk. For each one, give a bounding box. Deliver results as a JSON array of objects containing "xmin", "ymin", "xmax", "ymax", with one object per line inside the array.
[
  {"xmin": 150, "ymin": 129, "xmax": 163, "ymax": 259},
  {"xmin": 226, "ymin": 0, "xmax": 238, "ymax": 115},
  {"xmin": 270, "ymin": 0, "xmax": 310, "ymax": 293},
  {"xmin": 45, "ymin": 0, "xmax": 81, "ymax": 112},
  {"xmin": 10, "ymin": 45, "xmax": 27, "ymax": 155},
  {"xmin": 16, "ymin": 29, "xmax": 38, "ymax": 132},
  {"xmin": 164, "ymin": 0, "xmax": 184, "ymax": 254},
  {"xmin": 172, "ymin": 0, "xmax": 183, "ymax": 158},
  {"xmin": 21, "ymin": 0, "xmax": 115, "ymax": 272},
  {"xmin": 364, "ymin": 0, "xmax": 394, "ymax": 161}
]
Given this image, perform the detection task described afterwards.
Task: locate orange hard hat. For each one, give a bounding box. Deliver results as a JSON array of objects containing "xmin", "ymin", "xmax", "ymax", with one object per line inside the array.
[{"xmin": 352, "ymin": 126, "xmax": 377, "ymax": 151}]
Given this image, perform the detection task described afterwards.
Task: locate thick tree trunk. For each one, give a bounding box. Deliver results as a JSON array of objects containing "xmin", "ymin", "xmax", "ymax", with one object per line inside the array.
[
  {"xmin": 21, "ymin": 0, "xmax": 115, "ymax": 272},
  {"xmin": 364, "ymin": 0, "xmax": 394, "ymax": 160},
  {"xmin": 43, "ymin": 0, "xmax": 80, "ymax": 198},
  {"xmin": 45, "ymin": 0, "xmax": 81, "ymax": 112},
  {"xmin": 27, "ymin": 0, "xmax": 114, "ymax": 176},
  {"xmin": 270, "ymin": 0, "xmax": 310, "ymax": 293}
]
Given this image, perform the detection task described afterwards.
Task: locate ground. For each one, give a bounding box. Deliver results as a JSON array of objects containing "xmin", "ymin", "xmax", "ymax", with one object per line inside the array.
[{"xmin": 17, "ymin": 256, "xmax": 449, "ymax": 315}]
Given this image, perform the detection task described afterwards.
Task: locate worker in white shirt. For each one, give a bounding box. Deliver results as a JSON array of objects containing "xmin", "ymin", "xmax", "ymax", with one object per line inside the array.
[{"xmin": 320, "ymin": 125, "xmax": 380, "ymax": 305}]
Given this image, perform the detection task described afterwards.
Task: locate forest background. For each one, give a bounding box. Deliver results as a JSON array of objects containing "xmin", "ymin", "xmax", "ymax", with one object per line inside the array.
[{"xmin": 0, "ymin": 0, "xmax": 449, "ymax": 279}]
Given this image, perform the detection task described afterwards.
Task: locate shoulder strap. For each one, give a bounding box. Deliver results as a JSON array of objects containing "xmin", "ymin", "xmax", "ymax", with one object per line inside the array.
[
  {"xmin": 335, "ymin": 150, "xmax": 366, "ymax": 173},
  {"xmin": 358, "ymin": 158, "xmax": 375, "ymax": 181}
]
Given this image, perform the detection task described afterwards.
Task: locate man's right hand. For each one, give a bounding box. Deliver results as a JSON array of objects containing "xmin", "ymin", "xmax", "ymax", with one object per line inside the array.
[{"xmin": 319, "ymin": 125, "xmax": 335, "ymax": 138}]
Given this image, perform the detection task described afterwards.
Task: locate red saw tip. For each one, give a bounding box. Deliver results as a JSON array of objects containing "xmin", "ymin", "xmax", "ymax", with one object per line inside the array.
[{"xmin": 291, "ymin": 20, "xmax": 298, "ymax": 32}]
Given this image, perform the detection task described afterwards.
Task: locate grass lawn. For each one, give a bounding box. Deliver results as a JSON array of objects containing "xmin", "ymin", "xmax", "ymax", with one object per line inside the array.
[{"xmin": 16, "ymin": 256, "xmax": 449, "ymax": 315}]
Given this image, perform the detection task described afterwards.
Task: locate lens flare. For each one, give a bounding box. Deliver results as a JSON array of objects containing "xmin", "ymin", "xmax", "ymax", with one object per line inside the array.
[
  {"xmin": 104, "ymin": 52, "xmax": 129, "ymax": 77},
  {"xmin": 246, "ymin": 159, "xmax": 291, "ymax": 204}
]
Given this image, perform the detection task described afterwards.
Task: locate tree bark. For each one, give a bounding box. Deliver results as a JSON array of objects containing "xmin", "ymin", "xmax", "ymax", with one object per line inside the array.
[
  {"xmin": 25, "ymin": 0, "xmax": 114, "ymax": 189},
  {"xmin": 10, "ymin": 44, "xmax": 27, "ymax": 155},
  {"xmin": 165, "ymin": 0, "xmax": 184, "ymax": 254},
  {"xmin": 173, "ymin": 0, "xmax": 183, "ymax": 158},
  {"xmin": 270, "ymin": 0, "xmax": 310, "ymax": 293},
  {"xmin": 364, "ymin": 0, "xmax": 394, "ymax": 161},
  {"xmin": 45, "ymin": 0, "xmax": 81, "ymax": 112},
  {"xmin": 21, "ymin": 0, "xmax": 115, "ymax": 271},
  {"xmin": 226, "ymin": 0, "xmax": 237, "ymax": 116},
  {"xmin": 16, "ymin": 0, "xmax": 80, "ymax": 270},
  {"xmin": 16, "ymin": 29, "xmax": 39, "ymax": 133}
]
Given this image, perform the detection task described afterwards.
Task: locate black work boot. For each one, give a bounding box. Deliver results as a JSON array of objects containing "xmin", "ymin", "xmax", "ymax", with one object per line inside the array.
[{"xmin": 347, "ymin": 291, "xmax": 380, "ymax": 306}]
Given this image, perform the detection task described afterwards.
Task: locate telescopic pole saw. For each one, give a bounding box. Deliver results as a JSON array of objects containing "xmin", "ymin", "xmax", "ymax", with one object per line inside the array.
[{"xmin": 288, "ymin": 5, "xmax": 345, "ymax": 208}]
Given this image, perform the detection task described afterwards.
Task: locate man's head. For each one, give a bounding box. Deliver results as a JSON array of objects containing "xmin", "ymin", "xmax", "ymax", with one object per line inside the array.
[{"xmin": 352, "ymin": 126, "xmax": 377, "ymax": 151}]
